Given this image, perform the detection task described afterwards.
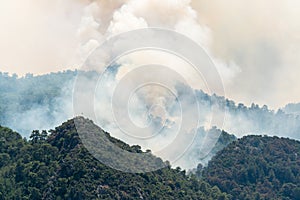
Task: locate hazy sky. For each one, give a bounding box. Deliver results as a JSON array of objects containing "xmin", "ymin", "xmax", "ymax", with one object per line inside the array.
[{"xmin": 0, "ymin": 0, "xmax": 300, "ymax": 109}]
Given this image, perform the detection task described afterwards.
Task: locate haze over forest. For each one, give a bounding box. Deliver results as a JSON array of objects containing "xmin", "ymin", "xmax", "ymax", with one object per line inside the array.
[
  {"xmin": 1, "ymin": 0, "xmax": 300, "ymax": 109},
  {"xmin": 1, "ymin": 71, "xmax": 299, "ymax": 170},
  {"xmin": 1, "ymin": 1, "xmax": 300, "ymax": 199}
]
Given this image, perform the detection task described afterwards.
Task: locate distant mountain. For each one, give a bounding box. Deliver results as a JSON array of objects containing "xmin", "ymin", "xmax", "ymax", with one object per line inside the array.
[
  {"xmin": 283, "ymin": 103, "xmax": 300, "ymax": 116},
  {"xmin": 0, "ymin": 70, "xmax": 77, "ymax": 136},
  {"xmin": 0, "ymin": 117, "xmax": 229, "ymax": 199},
  {"xmin": 196, "ymin": 91, "xmax": 300, "ymax": 140},
  {"xmin": 201, "ymin": 135, "xmax": 300, "ymax": 200}
]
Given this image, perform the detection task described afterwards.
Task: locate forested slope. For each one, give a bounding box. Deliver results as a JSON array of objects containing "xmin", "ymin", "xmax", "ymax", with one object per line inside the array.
[
  {"xmin": 202, "ymin": 135, "xmax": 300, "ymax": 200},
  {"xmin": 0, "ymin": 117, "xmax": 228, "ymax": 200}
]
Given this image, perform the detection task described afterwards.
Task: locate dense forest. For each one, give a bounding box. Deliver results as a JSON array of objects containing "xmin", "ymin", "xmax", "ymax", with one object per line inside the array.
[
  {"xmin": 1, "ymin": 117, "xmax": 300, "ymax": 199},
  {"xmin": 201, "ymin": 135, "xmax": 300, "ymax": 200},
  {"xmin": 0, "ymin": 117, "xmax": 229, "ymax": 200}
]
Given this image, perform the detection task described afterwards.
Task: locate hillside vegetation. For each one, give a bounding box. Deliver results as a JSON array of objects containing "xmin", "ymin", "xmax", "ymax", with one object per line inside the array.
[
  {"xmin": 0, "ymin": 117, "xmax": 228, "ymax": 200},
  {"xmin": 202, "ymin": 135, "xmax": 300, "ymax": 200},
  {"xmin": 1, "ymin": 117, "xmax": 300, "ymax": 199}
]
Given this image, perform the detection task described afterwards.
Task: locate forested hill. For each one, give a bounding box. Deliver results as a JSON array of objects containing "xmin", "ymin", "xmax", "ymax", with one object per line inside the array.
[
  {"xmin": 201, "ymin": 135, "xmax": 300, "ymax": 200},
  {"xmin": 1, "ymin": 117, "xmax": 300, "ymax": 199},
  {"xmin": 0, "ymin": 117, "xmax": 228, "ymax": 199}
]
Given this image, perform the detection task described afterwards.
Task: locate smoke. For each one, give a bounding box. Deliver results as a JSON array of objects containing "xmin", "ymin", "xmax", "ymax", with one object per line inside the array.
[
  {"xmin": 1, "ymin": 0, "xmax": 300, "ymax": 108},
  {"xmin": 1, "ymin": 74, "xmax": 75, "ymax": 138},
  {"xmin": 1, "ymin": 0, "xmax": 300, "ymax": 170},
  {"xmin": 2, "ymin": 70, "xmax": 300, "ymax": 170},
  {"xmin": 75, "ymin": 0, "xmax": 300, "ymax": 111},
  {"xmin": 191, "ymin": 0, "xmax": 300, "ymax": 108},
  {"xmin": 69, "ymin": 0, "xmax": 234, "ymax": 169},
  {"xmin": 0, "ymin": 0, "xmax": 83, "ymax": 75},
  {"xmin": 75, "ymin": 0, "xmax": 238, "ymax": 79}
]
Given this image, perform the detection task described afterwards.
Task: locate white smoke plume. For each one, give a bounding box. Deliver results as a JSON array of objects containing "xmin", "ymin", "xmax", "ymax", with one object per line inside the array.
[
  {"xmin": 3, "ymin": 0, "xmax": 300, "ymax": 171},
  {"xmin": 76, "ymin": 0, "xmax": 239, "ymax": 82},
  {"xmin": 1, "ymin": 0, "xmax": 300, "ymax": 108},
  {"xmin": 71, "ymin": 0, "xmax": 238, "ymax": 169}
]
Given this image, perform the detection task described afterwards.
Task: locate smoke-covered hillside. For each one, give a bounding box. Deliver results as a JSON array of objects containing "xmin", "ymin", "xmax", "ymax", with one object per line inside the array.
[
  {"xmin": 1, "ymin": 70, "xmax": 299, "ymax": 139},
  {"xmin": 0, "ymin": 71, "xmax": 76, "ymax": 136},
  {"xmin": 1, "ymin": 70, "xmax": 299, "ymax": 169},
  {"xmin": 284, "ymin": 103, "xmax": 300, "ymax": 116}
]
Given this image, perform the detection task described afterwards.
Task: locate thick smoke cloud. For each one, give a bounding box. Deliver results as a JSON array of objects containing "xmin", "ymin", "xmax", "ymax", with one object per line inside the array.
[
  {"xmin": 1, "ymin": 0, "xmax": 300, "ymax": 170},
  {"xmin": 1, "ymin": 0, "xmax": 300, "ymax": 108},
  {"xmin": 70, "ymin": 0, "xmax": 232, "ymax": 170},
  {"xmin": 191, "ymin": 0, "xmax": 300, "ymax": 108},
  {"xmin": 0, "ymin": 0, "xmax": 82, "ymax": 75}
]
